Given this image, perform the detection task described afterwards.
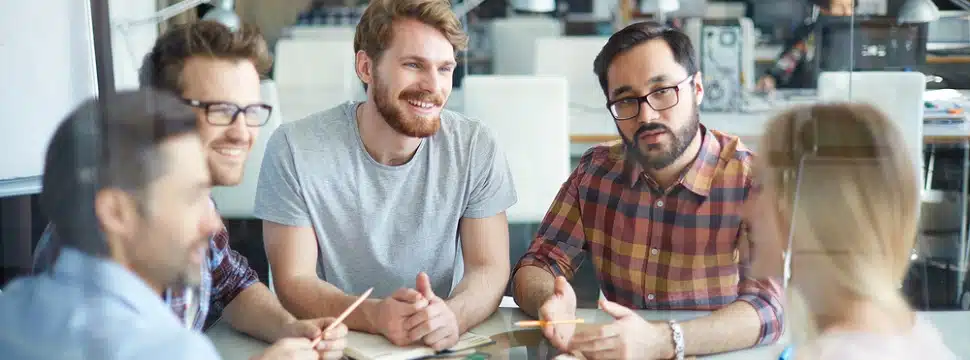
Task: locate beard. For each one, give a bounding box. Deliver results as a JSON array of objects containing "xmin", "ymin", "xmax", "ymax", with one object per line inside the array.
[
  {"xmin": 620, "ymin": 101, "xmax": 701, "ymax": 170},
  {"xmin": 372, "ymin": 71, "xmax": 443, "ymax": 138}
]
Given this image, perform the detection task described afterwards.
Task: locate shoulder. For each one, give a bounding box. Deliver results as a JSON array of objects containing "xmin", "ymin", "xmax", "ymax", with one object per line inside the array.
[
  {"xmin": 707, "ymin": 128, "xmax": 755, "ymax": 176},
  {"xmin": 575, "ymin": 141, "xmax": 626, "ymax": 178},
  {"xmin": 275, "ymin": 101, "xmax": 358, "ymax": 149}
]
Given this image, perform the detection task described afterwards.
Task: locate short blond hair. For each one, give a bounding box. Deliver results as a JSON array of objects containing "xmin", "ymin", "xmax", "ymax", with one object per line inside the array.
[{"xmin": 354, "ymin": 0, "xmax": 468, "ymax": 61}]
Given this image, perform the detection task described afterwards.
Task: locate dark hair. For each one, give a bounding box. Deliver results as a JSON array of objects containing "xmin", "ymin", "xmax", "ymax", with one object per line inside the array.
[
  {"xmin": 593, "ymin": 21, "xmax": 698, "ymax": 98},
  {"xmin": 139, "ymin": 21, "xmax": 272, "ymax": 94},
  {"xmin": 41, "ymin": 89, "xmax": 198, "ymax": 257},
  {"xmin": 354, "ymin": 0, "xmax": 468, "ymax": 90}
]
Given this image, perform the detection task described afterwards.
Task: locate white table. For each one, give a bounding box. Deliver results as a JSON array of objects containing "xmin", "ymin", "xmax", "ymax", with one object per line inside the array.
[{"xmin": 204, "ymin": 306, "xmax": 970, "ymax": 359}]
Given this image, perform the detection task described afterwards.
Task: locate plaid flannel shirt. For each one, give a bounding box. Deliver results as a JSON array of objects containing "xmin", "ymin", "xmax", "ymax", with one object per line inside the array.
[
  {"xmin": 513, "ymin": 126, "xmax": 785, "ymax": 345},
  {"xmin": 32, "ymin": 199, "xmax": 259, "ymax": 331}
]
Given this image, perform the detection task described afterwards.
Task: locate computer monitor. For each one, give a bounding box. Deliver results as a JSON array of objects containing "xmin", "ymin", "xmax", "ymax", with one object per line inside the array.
[{"xmin": 812, "ymin": 16, "xmax": 928, "ymax": 73}]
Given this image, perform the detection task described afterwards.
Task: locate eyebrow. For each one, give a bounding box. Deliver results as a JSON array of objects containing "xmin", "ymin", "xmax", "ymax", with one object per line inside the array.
[
  {"xmin": 609, "ymin": 74, "xmax": 672, "ymax": 99},
  {"xmin": 399, "ymin": 55, "xmax": 457, "ymax": 67}
]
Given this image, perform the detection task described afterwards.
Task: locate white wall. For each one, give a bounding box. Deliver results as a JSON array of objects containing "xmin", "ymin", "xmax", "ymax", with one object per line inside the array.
[{"xmin": 110, "ymin": 0, "xmax": 160, "ymax": 90}]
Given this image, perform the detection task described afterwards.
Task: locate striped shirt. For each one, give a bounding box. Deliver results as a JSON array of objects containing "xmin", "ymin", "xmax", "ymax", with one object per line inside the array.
[
  {"xmin": 513, "ymin": 126, "xmax": 784, "ymax": 345},
  {"xmin": 32, "ymin": 199, "xmax": 259, "ymax": 331}
]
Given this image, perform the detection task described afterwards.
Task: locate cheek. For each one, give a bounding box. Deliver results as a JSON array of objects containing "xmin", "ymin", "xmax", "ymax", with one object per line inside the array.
[{"xmin": 616, "ymin": 121, "xmax": 639, "ymax": 137}]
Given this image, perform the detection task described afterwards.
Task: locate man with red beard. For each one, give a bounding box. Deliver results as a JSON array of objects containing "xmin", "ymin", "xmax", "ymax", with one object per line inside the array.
[
  {"xmin": 511, "ymin": 22, "xmax": 784, "ymax": 360},
  {"xmin": 254, "ymin": 0, "xmax": 516, "ymax": 352}
]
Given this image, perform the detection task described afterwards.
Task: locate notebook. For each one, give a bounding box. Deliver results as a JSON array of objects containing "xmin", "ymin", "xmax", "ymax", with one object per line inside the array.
[{"xmin": 345, "ymin": 331, "xmax": 495, "ymax": 360}]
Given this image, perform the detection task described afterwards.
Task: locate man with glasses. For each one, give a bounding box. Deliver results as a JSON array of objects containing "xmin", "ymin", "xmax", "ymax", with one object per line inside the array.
[
  {"xmin": 31, "ymin": 22, "xmax": 348, "ymax": 358},
  {"xmin": 511, "ymin": 21, "xmax": 784, "ymax": 360}
]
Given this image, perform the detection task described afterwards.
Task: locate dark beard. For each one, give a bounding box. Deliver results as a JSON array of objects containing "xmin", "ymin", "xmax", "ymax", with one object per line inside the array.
[
  {"xmin": 620, "ymin": 102, "xmax": 701, "ymax": 170},
  {"xmin": 372, "ymin": 71, "xmax": 442, "ymax": 138}
]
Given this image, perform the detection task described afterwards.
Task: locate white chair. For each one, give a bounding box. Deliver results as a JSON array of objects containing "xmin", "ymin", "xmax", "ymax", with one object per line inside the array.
[
  {"xmin": 273, "ymin": 38, "xmax": 358, "ymax": 94},
  {"xmin": 461, "ymin": 75, "xmax": 571, "ymax": 224},
  {"xmin": 211, "ymin": 80, "xmax": 283, "ymax": 218},
  {"xmin": 534, "ymin": 36, "xmax": 609, "ymax": 110},
  {"xmin": 281, "ymin": 25, "xmax": 356, "ymax": 41},
  {"xmin": 487, "ymin": 17, "xmax": 562, "ymax": 75},
  {"xmin": 816, "ymin": 71, "xmax": 926, "ymax": 189}
]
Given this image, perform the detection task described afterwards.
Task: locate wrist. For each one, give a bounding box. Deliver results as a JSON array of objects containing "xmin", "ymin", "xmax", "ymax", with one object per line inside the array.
[
  {"xmin": 655, "ymin": 321, "xmax": 676, "ymax": 359},
  {"xmin": 360, "ymin": 299, "xmax": 381, "ymax": 334}
]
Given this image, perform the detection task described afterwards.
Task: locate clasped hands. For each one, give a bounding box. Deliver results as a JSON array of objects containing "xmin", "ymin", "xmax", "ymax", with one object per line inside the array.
[
  {"xmin": 369, "ymin": 272, "xmax": 461, "ymax": 351},
  {"xmin": 541, "ymin": 276, "xmax": 676, "ymax": 360}
]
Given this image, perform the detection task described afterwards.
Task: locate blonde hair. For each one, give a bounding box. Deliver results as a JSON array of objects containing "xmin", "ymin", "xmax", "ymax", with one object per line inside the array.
[
  {"xmin": 354, "ymin": 0, "xmax": 469, "ymax": 60},
  {"xmin": 760, "ymin": 103, "xmax": 919, "ymax": 341}
]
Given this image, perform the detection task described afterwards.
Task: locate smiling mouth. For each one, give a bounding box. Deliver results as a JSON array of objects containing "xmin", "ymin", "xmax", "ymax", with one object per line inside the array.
[
  {"xmin": 213, "ymin": 147, "xmax": 245, "ymax": 158},
  {"xmin": 406, "ymin": 99, "xmax": 438, "ymax": 110}
]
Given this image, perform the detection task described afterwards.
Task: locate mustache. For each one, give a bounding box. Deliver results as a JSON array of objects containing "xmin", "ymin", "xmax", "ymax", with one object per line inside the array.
[
  {"xmin": 399, "ymin": 90, "xmax": 444, "ymax": 106},
  {"xmin": 634, "ymin": 123, "xmax": 670, "ymax": 139}
]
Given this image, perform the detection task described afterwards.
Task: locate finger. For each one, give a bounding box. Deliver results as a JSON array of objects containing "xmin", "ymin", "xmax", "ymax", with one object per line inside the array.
[
  {"xmin": 321, "ymin": 323, "xmax": 348, "ymax": 340},
  {"xmin": 292, "ymin": 321, "xmax": 322, "ymax": 339},
  {"xmin": 570, "ymin": 324, "xmax": 618, "ymax": 344},
  {"xmin": 320, "ymin": 349, "xmax": 346, "ymax": 360},
  {"xmin": 315, "ymin": 337, "xmax": 347, "ymax": 352},
  {"xmin": 598, "ymin": 299, "xmax": 634, "ymax": 319},
  {"xmin": 429, "ymin": 332, "xmax": 458, "ymax": 352},
  {"xmin": 416, "ymin": 272, "xmax": 435, "ymax": 298},
  {"xmin": 553, "ymin": 276, "xmax": 570, "ymax": 295},
  {"xmin": 580, "ymin": 346, "xmax": 623, "ymax": 360},
  {"xmin": 421, "ymin": 323, "xmax": 453, "ymax": 347},
  {"xmin": 407, "ymin": 317, "xmax": 438, "ymax": 342},
  {"xmin": 404, "ymin": 303, "xmax": 440, "ymax": 330},
  {"xmin": 391, "ymin": 287, "xmax": 425, "ymax": 303}
]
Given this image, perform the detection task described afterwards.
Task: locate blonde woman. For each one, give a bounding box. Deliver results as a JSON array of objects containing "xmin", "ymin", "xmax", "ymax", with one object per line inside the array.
[{"xmin": 743, "ymin": 103, "xmax": 957, "ymax": 359}]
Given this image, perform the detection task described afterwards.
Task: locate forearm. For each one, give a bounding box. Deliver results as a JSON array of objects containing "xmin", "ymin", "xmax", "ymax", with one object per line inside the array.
[
  {"xmin": 446, "ymin": 264, "xmax": 508, "ymax": 333},
  {"xmin": 676, "ymin": 301, "xmax": 762, "ymax": 356},
  {"xmin": 511, "ymin": 265, "xmax": 557, "ymax": 319},
  {"xmin": 277, "ymin": 275, "xmax": 381, "ymax": 334},
  {"xmin": 223, "ymin": 283, "xmax": 297, "ymax": 343}
]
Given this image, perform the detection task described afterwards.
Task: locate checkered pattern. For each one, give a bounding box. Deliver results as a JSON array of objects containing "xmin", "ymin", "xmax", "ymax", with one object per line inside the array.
[
  {"xmin": 513, "ymin": 126, "xmax": 784, "ymax": 344},
  {"xmin": 294, "ymin": 6, "xmax": 365, "ymax": 26}
]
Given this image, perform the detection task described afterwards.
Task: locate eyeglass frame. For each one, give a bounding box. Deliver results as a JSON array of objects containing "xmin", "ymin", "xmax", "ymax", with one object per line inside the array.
[
  {"xmin": 605, "ymin": 75, "xmax": 695, "ymax": 121},
  {"xmin": 182, "ymin": 99, "xmax": 273, "ymax": 127}
]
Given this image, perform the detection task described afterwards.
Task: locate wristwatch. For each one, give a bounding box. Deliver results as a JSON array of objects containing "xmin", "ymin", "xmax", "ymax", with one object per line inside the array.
[{"xmin": 668, "ymin": 320, "xmax": 685, "ymax": 360}]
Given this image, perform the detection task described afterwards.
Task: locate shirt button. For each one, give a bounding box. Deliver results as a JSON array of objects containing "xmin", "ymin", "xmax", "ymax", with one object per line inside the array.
[
  {"xmin": 656, "ymin": 200, "xmax": 664, "ymax": 207},
  {"xmin": 651, "ymin": 248, "xmax": 659, "ymax": 255},
  {"xmin": 647, "ymin": 294, "xmax": 656, "ymax": 300}
]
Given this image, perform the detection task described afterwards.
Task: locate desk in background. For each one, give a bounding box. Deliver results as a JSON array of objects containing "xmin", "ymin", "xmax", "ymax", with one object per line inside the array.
[{"xmin": 206, "ymin": 303, "xmax": 970, "ymax": 359}]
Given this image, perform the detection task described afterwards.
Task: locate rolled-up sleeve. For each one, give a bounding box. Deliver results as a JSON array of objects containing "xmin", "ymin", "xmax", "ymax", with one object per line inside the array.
[
  {"xmin": 734, "ymin": 224, "xmax": 785, "ymax": 345},
  {"xmin": 512, "ymin": 151, "xmax": 592, "ymax": 281},
  {"xmin": 207, "ymin": 228, "xmax": 259, "ymax": 317}
]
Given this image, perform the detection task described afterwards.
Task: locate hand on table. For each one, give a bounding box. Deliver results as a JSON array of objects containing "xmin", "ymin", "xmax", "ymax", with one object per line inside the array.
[
  {"xmin": 252, "ymin": 338, "xmax": 319, "ymax": 360},
  {"xmin": 369, "ymin": 287, "xmax": 430, "ymax": 346},
  {"xmin": 538, "ymin": 276, "xmax": 577, "ymax": 352},
  {"xmin": 405, "ymin": 272, "xmax": 460, "ymax": 351},
  {"xmin": 756, "ymin": 75, "xmax": 776, "ymax": 93},
  {"xmin": 568, "ymin": 299, "xmax": 674, "ymax": 360},
  {"xmin": 278, "ymin": 317, "xmax": 349, "ymax": 360}
]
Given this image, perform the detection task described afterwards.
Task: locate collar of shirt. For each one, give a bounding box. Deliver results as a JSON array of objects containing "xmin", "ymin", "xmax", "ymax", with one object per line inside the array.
[
  {"xmin": 621, "ymin": 124, "xmax": 720, "ymax": 196},
  {"xmin": 51, "ymin": 247, "xmax": 182, "ymax": 327}
]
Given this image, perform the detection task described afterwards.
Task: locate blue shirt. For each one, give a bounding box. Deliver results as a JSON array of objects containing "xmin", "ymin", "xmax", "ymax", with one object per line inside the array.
[{"xmin": 0, "ymin": 248, "xmax": 221, "ymax": 360}]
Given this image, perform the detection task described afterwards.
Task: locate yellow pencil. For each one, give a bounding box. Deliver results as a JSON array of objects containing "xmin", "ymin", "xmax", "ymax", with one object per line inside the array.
[{"xmin": 515, "ymin": 319, "xmax": 585, "ymax": 327}]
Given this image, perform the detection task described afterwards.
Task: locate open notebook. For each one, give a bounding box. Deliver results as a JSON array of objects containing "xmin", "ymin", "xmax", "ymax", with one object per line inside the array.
[{"xmin": 345, "ymin": 331, "xmax": 494, "ymax": 360}]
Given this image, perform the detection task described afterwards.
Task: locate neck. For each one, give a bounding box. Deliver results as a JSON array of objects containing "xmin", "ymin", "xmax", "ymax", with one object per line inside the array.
[
  {"xmin": 106, "ymin": 234, "xmax": 165, "ymax": 295},
  {"xmin": 358, "ymin": 100, "xmax": 423, "ymax": 166},
  {"xmin": 816, "ymin": 296, "xmax": 914, "ymax": 336},
  {"xmin": 644, "ymin": 128, "xmax": 703, "ymax": 189}
]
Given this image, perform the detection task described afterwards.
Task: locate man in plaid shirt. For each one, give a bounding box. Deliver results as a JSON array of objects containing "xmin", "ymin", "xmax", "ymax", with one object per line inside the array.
[
  {"xmin": 32, "ymin": 21, "xmax": 347, "ymax": 359},
  {"xmin": 511, "ymin": 22, "xmax": 784, "ymax": 360}
]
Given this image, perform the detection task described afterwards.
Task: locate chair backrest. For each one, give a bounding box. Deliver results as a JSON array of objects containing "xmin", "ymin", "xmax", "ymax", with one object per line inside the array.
[
  {"xmin": 273, "ymin": 38, "xmax": 357, "ymax": 93},
  {"xmin": 461, "ymin": 75, "xmax": 571, "ymax": 223},
  {"xmin": 488, "ymin": 17, "xmax": 563, "ymax": 75},
  {"xmin": 210, "ymin": 80, "xmax": 283, "ymax": 218},
  {"xmin": 816, "ymin": 71, "xmax": 925, "ymax": 189},
  {"xmin": 281, "ymin": 25, "xmax": 356, "ymax": 41},
  {"xmin": 534, "ymin": 36, "xmax": 609, "ymax": 110}
]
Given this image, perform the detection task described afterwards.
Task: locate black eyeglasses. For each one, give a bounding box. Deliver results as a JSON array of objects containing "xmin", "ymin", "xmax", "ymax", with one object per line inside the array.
[
  {"xmin": 606, "ymin": 76, "xmax": 694, "ymax": 121},
  {"xmin": 183, "ymin": 99, "xmax": 273, "ymax": 127}
]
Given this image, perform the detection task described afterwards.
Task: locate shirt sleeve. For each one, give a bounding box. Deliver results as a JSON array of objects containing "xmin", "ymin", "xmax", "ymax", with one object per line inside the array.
[
  {"xmin": 207, "ymin": 227, "xmax": 259, "ymax": 318},
  {"xmin": 127, "ymin": 329, "xmax": 222, "ymax": 360},
  {"xmin": 734, "ymin": 222, "xmax": 785, "ymax": 345},
  {"xmin": 254, "ymin": 127, "xmax": 313, "ymax": 227},
  {"xmin": 463, "ymin": 125, "xmax": 518, "ymax": 219},
  {"xmin": 511, "ymin": 150, "xmax": 594, "ymax": 281}
]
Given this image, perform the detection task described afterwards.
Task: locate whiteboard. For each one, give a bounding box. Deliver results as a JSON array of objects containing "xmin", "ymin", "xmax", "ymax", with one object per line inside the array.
[{"xmin": 0, "ymin": 1, "xmax": 99, "ymax": 196}]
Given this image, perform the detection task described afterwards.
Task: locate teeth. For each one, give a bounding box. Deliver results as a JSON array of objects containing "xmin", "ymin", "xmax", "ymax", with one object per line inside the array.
[
  {"xmin": 214, "ymin": 148, "xmax": 243, "ymax": 157},
  {"xmin": 407, "ymin": 100, "xmax": 434, "ymax": 109}
]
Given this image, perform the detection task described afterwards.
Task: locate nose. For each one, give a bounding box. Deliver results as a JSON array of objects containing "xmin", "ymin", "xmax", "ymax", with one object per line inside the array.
[
  {"xmin": 418, "ymin": 68, "xmax": 442, "ymax": 93},
  {"xmin": 636, "ymin": 101, "xmax": 660, "ymax": 124},
  {"xmin": 224, "ymin": 113, "xmax": 252, "ymax": 142}
]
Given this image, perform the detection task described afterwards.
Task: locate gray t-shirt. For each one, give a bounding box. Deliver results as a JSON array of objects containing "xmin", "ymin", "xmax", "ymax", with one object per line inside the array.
[{"xmin": 254, "ymin": 101, "xmax": 517, "ymax": 298}]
